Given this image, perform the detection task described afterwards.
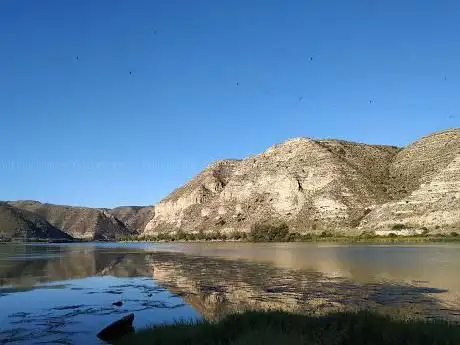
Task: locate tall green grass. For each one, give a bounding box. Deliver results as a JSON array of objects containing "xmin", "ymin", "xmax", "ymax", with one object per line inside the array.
[{"xmin": 117, "ymin": 310, "xmax": 460, "ymax": 345}]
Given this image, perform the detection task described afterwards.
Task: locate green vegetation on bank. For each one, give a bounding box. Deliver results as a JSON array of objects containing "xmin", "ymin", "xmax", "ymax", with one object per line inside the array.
[
  {"xmin": 118, "ymin": 310, "xmax": 460, "ymax": 345},
  {"xmin": 118, "ymin": 222, "xmax": 460, "ymax": 243}
]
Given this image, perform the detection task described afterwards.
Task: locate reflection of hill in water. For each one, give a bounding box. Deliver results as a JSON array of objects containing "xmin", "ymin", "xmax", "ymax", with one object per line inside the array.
[
  {"xmin": 166, "ymin": 243, "xmax": 460, "ymax": 291},
  {"xmin": 0, "ymin": 246, "xmax": 156, "ymax": 287},
  {"xmin": 1, "ymin": 245, "xmax": 459, "ymax": 321},
  {"xmin": 148, "ymin": 252, "xmax": 460, "ymax": 321}
]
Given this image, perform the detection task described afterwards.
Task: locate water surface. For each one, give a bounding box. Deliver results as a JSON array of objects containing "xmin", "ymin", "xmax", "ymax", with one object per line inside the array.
[{"xmin": 0, "ymin": 242, "xmax": 459, "ymax": 344}]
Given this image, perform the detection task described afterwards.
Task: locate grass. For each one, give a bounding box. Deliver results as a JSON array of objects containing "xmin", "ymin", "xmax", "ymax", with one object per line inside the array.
[
  {"xmin": 119, "ymin": 232, "xmax": 460, "ymax": 244},
  {"xmin": 117, "ymin": 310, "xmax": 460, "ymax": 345},
  {"xmin": 118, "ymin": 222, "xmax": 460, "ymax": 244}
]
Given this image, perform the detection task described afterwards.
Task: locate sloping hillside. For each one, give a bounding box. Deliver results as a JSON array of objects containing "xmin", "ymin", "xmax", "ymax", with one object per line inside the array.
[
  {"xmin": 0, "ymin": 202, "xmax": 73, "ymax": 241},
  {"xmin": 109, "ymin": 206, "xmax": 155, "ymax": 233},
  {"xmin": 144, "ymin": 138, "xmax": 398, "ymax": 234},
  {"xmin": 8, "ymin": 201, "xmax": 133, "ymax": 240},
  {"xmin": 360, "ymin": 128, "xmax": 460, "ymax": 231}
]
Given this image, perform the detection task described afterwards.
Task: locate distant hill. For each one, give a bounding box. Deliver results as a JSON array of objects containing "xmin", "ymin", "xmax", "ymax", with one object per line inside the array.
[
  {"xmin": 0, "ymin": 202, "xmax": 72, "ymax": 241},
  {"xmin": 7, "ymin": 201, "xmax": 135, "ymax": 240},
  {"xmin": 108, "ymin": 206, "xmax": 155, "ymax": 234}
]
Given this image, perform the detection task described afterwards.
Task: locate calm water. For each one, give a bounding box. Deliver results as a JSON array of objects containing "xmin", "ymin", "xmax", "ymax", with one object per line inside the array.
[{"xmin": 1, "ymin": 242, "xmax": 459, "ymax": 344}]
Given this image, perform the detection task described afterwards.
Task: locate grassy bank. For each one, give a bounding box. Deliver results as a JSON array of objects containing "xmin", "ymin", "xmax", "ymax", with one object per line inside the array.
[
  {"xmin": 119, "ymin": 223, "xmax": 460, "ymax": 244},
  {"xmin": 118, "ymin": 310, "xmax": 460, "ymax": 345}
]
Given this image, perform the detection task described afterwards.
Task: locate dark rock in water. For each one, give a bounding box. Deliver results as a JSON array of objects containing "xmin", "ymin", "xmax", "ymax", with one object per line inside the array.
[
  {"xmin": 112, "ymin": 301, "xmax": 123, "ymax": 307},
  {"xmin": 97, "ymin": 313, "xmax": 134, "ymax": 342},
  {"xmin": 105, "ymin": 289, "xmax": 123, "ymax": 295},
  {"xmin": 53, "ymin": 304, "xmax": 83, "ymax": 310}
]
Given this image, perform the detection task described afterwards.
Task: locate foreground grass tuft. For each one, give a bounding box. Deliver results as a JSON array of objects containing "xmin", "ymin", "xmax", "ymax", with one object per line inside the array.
[{"xmin": 117, "ymin": 310, "xmax": 460, "ymax": 345}]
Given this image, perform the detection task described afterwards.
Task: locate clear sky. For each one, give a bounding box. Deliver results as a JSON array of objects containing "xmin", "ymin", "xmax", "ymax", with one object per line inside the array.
[{"xmin": 1, "ymin": 0, "xmax": 459, "ymax": 208}]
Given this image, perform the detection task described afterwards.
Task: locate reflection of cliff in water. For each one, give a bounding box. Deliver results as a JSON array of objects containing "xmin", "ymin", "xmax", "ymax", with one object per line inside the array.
[{"xmin": 149, "ymin": 252, "xmax": 460, "ymax": 321}]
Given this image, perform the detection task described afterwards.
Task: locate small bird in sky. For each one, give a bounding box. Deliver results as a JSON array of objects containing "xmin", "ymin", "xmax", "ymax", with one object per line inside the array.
[
  {"xmin": 369, "ymin": 100, "xmax": 374, "ymax": 104},
  {"xmin": 299, "ymin": 96, "xmax": 304, "ymax": 102},
  {"xmin": 129, "ymin": 71, "xmax": 134, "ymax": 76},
  {"xmin": 75, "ymin": 56, "xmax": 79, "ymax": 60},
  {"xmin": 309, "ymin": 57, "xmax": 313, "ymax": 61},
  {"xmin": 236, "ymin": 82, "xmax": 239, "ymax": 87}
]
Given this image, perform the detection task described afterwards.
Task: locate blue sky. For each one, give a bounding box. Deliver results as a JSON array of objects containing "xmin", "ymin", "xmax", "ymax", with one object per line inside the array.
[{"xmin": 1, "ymin": 0, "xmax": 459, "ymax": 208}]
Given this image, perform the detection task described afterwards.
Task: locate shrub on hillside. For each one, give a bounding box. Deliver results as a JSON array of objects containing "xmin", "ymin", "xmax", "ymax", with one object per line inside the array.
[
  {"xmin": 391, "ymin": 224, "xmax": 405, "ymax": 230},
  {"xmin": 319, "ymin": 230, "xmax": 333, "ymax": 238},
  {"xmin": 360, "ymin": 230, "xmax": 375, "ymax": 239},
  {"xmin": 249, "ymin": 223, "xmax": 290, "ymax": 242}
]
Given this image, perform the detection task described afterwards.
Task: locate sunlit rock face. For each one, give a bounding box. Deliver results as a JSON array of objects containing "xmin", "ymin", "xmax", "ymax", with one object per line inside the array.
[
  {"xmin": 143, "ymin": 128, "xmax": 460, "ymax": 235},
  {"xmin": 144, "ymin": 137, "xmax": 398, "ymax": 235},
  {"xmin": 360, "ymin": 128, "xmax": 460, "ymax": 231}
]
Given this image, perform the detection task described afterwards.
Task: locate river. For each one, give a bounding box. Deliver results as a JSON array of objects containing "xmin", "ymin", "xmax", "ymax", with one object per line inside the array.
[{"xmin": 0, "ymin": 242, "xmax": 459, "ymax": 344}]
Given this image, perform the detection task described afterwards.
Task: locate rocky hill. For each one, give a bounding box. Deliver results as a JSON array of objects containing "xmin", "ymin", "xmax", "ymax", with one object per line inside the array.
[
  {"xmin": 7, "ymin": 201, "xmax": 135, "ymax": 240},
  {"xmin": 143, "ymin": 128, "xmax": 459, "ymax": 235},
  {"xmin": 360, "ymin": 128, "xmax": 460, "ymax": 232},
  {"xmin": 108, "ymin": 206, "xmax": 155, "ymax": 234},
  {"xmin": 144, "ymin": 138, "xmax": 399, "ymax": 235},
  {"xmin": 2, "ymin": 128, "xmax": 458, "ymax": 239},
  {"xmin": 0, "ymin": 202, "xmax": 72, "ymax": 241}
]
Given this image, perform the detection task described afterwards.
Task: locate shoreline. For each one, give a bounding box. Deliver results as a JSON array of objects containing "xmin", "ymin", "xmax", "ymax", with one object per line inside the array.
[
  {"xmin": 2, "ymin": 233, "xmax": 460, "ymax": 245},
  {"xmin": 118, "ymin": 233, "xmax": 460, "ymax": 244}
]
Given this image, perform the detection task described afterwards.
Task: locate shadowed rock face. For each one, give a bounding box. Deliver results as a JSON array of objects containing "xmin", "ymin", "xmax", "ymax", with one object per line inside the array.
[
  {"xmin": 108, "ymin": 206, "xmax": 155, "ymax": 234},
  {"xmin": 0, "ymin": 203, "xmax": 72, "ymax": 241},
  {"xmin": 144, "ymin": 128, "xmax": 460, "ymax": 235},
  {"xmin": 7, "ymin": 201, "xmax": 134, "ymax": 240}
]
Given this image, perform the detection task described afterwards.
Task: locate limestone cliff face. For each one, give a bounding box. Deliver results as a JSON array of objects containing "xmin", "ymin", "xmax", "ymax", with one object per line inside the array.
[
  {"xmin": 360, "ymin": 128, "xmax": 460, "ymax": 231},
  {"xmin": 7, "ymin": 201, "xmax": 134, "ymax": 240},
  {"xmin": 144, "ymin": 128, "xmax": 460, "ymax": 235},
  {"xmin": 144, "ymin": 138, "xmax": 398, "ymax": 234}
]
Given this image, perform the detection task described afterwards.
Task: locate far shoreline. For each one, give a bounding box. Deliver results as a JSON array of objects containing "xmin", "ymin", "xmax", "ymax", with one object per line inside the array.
[{"xmin": 4, "ymin": 235, "xmax": 460, "ymax": 245}]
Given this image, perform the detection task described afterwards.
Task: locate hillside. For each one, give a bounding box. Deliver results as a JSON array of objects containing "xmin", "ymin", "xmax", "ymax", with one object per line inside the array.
[
  {"xmin": 143, "ymin": 128, "xmax": 459, "ymax": 235},
  {"xmin": 108, "ymin": 206, "xmax": 155, "ymax": 234},
  {"xmin": 2, "ymin": 128, "xmax": 458, "ymax": 239},
  {"xmin": 0, "ymin": 202, "xmax": 72, "ymax": 241},
  {"xmin": 360, "ymin": 128, "xmax": 460, "ymax": 232},
  {"xmin": 144, "ymin": 138, "xmax": 399, "ymax": 235},
  {"xmin": 7, "ymin": 201, "xmax": 134, "ymax": 240}
]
